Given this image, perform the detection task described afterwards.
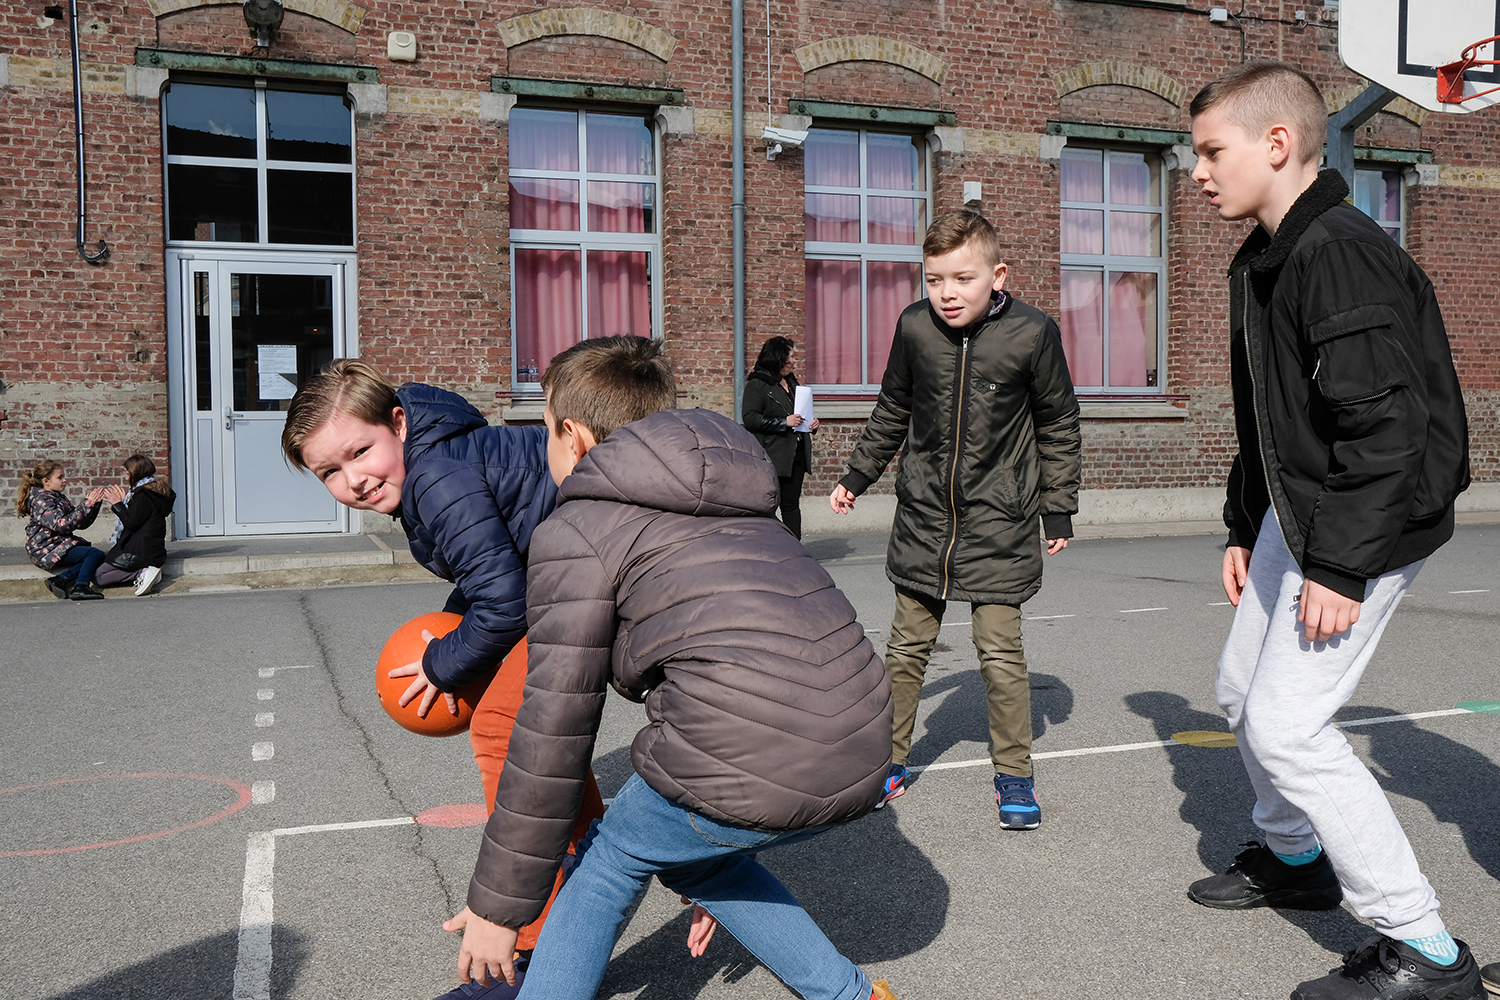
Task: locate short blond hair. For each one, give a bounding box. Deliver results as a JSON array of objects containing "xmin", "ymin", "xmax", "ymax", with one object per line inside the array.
[
  {"xmin": 541, "ymin": 336, "xmax": 676, "ymax": 441},
  {"xmin": 923, "ymin": 209, "xmax": 1004, "ymax": 266},
  {"xmin": 1190, "ymin": 62, "xmax": 1328, "ymax": 166},
  {"xmin": 281, "ymin": 359, "xmax": 401, "ymax": 471}
]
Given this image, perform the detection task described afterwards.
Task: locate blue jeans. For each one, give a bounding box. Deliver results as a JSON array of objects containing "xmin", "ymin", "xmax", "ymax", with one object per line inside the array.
[
  {"xmin": 519, "ymin": 774, "xmax": 870, "ymax": 1000},
  {"xmin": 52, "ymin": 544, "xmax": 105, "ymax": 589}
]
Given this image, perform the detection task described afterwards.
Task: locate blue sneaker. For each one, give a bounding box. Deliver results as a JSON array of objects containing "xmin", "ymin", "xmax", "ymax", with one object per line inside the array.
[
  {"xmin": 433, "ymin": 953, "xmax": 528, "ymax": 999},
  {"xmin": 876, "ymin": 763, "xmax": 910, "ymax": 808},
  {"xmin": 995, "ymin": 774, "xmax": 1040, "ymax": 830}
]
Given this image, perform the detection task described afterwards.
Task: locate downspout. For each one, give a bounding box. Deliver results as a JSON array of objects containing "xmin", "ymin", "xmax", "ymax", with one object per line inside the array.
[
  {"xmin": 68, "ymin": 0, "xmax": 110, "ymax": 264},
  {"xmin": 731, "ymin": 0, "xmax": 745, "ymax": 420}
]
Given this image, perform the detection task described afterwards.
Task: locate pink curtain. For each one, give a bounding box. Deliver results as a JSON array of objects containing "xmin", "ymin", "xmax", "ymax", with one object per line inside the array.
[
  {"xmin": 587, "ymin": 181, "xmax": 649, "ymax": 233},
  {"xmin": 1108, "ymin": 272, "xmax": 1156, "ymax": 387},
  {"xmin": 1060, "ymin": 270, "xmax": 1103, "ymax": 386},
  {"xmin": 806, "ymin": 193, "xmax": 859, "ymax": 242},
  {"xmin": 515, "ymin": 249, "xmax": 581, "ymax": 374},
  {"xmin": 805, "ymin": 130, "xmax": 859, "ymax": 186},
  {"xmin": 806, "ymin": 259, "xmax": 860, "ymax": 384},
  {"xmin": 1061, "ymin": 148, "xmax": 1103, "ymax": 255},
  {"xmin": 588, "ymin": 250, "xmax": 651, "ymax": 339},
  {"xmin": 511, "ymin": 109, "xmax": 578, "ymax": 171},
  {"xmin": 866, "ymin": 133, "xmax": 921, "ymax": 190},
  {"xmin": 510, "ymin": 178, "xmax": 579, "ymax": 230},
  {"xmin": 586, "ymin": 113, "xmax": 652, "ymax": 174},
  {"xmin": 867, "ymin": 261, "xmax": 919, "ymax": 384}
]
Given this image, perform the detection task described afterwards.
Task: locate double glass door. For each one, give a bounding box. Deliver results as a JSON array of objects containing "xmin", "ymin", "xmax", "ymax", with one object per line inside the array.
[{"xmin": 171, "ymin": 254, "xmax": 351, "ymax": 535}]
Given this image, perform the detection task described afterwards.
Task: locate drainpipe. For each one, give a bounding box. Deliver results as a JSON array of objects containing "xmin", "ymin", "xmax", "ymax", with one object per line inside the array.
[
  {"xmin": 731, "ymin": 0, "xmax": 745, "ymax": 419},
  {"xmin": 68, "ymin": 0, "xmax": 110, "ymax": 264}
]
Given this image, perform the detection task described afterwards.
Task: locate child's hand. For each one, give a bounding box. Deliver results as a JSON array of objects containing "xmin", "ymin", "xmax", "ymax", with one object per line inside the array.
[
  {"xmin": 829, "ymin": 484, "xmax": 856, "ymax": 514},
  {"xmin": 1298, "ymin": 579, "xmax": 1361, "ymax": 642},
  {"xmin": 444, "ymin": 906, "xmax": 519, "ymax": 986},
  {"xmin": 1222, "ymin": 546, "xmax": 1252, "ymax": 606},
  {"xmin": 681, "ymin": 896, "xmax": 718, "ymax": 957},
  {"xmin": 388, "ymin": 630, "xmax": 459, "ymax": 718},
  {"xmin": 1045, "ymin": 537, "xmax": 1068, "ymax": 555}
]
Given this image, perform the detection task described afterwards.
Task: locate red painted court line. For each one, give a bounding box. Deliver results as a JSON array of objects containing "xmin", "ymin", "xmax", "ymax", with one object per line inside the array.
[{"xmin": 0, "ymin": 772, "xmax": 253, "ymax": 857}]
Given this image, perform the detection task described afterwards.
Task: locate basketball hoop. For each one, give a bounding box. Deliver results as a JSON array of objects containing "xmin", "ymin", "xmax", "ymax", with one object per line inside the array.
[{"xmin": 1437, "ymin": 35, "xmax": 1500, "ymax": 104}]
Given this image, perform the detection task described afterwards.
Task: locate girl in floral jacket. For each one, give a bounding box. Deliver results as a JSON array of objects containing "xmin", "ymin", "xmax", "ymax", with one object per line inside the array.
[{"xmin": 15, "ymin": 459, "xmax": 108, "ymax": 600}]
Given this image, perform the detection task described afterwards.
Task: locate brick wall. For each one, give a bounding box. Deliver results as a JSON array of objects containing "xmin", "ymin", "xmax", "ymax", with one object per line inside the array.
[{"xmin": 3, "ymin": 0, "xmax": 1498, "ymax": 529}]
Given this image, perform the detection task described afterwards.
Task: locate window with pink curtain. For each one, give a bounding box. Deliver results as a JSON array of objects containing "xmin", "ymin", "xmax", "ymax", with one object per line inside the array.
[
  {"xmin": 1353, "ymin": 167, "xmax": 1403, "ymax": 243},
  {"xmin": 805, "ymin": 128, "xmax": 927, "ymax": 388},
  {"xmin": 510, "ymin": 108, "xmax": 658, "ymax": 385},
  {"xmin": 1059, "ymin": 147, "xmax": 1164, "ymax": 391}
]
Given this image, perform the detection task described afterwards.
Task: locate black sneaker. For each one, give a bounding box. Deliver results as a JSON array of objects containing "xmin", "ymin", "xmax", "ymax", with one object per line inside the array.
[
  {"xmin": 45, "ymin": 575, "xmax": 69, "ymax": 599},
  {"xmin": 1480, "ymin": 963, "xmax": 1499, "ymax": 997},
  {"xmin": 67, "ymin": 585, "xmax": 104, "ymax": 601},
  {"xmin": 1291, "ymin": 934, "xmax": 1483, "ymax": 1000},
  {"xmin": 1187, "ymin": 842, "xmax": 1342, "ymax": 910}
]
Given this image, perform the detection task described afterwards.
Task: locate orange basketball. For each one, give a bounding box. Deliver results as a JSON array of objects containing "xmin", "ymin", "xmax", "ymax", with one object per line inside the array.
[{"xmin": 375, "ymin": 612, "xmax": 517, "ymax": 737}]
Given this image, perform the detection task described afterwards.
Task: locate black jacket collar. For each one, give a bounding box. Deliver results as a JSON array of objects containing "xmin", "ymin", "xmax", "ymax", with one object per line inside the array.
[{"xmin": 1231, "ymin": 169, "xmax": 1349, "ymax": 275}]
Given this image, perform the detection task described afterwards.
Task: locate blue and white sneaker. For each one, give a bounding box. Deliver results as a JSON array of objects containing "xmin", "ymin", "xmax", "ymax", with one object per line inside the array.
[
  {"xmin": 876, "ymin": 763, "xmax": 910, "ymax": 808},
  {"xmin": 995, "ymin": 774, "xmax": 1040, "ymax": 830}
]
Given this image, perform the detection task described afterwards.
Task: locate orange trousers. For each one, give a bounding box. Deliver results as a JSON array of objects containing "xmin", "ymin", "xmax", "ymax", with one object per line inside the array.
[{"xmin": 469, "ymin": 640, "xmax": 607, "ymax": 952}]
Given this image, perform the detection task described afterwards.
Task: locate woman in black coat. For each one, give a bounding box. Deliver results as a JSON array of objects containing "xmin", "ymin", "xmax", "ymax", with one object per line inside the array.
[
  {"xmin": 742, "ymin": 336, "xmax": 819, "ymax": 538},
  {"xmin": 94, "ymin": 453, "xmax": 176, "ymax": 595}
]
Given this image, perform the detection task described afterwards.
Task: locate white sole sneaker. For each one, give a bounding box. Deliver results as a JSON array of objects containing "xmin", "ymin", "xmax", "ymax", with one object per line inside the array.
[{"xmin": 134, "ymin": 565, "xmax": 162, "ymax": 596}]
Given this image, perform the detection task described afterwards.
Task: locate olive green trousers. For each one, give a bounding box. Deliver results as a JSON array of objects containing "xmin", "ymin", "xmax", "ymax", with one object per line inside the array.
[{"xmin": 885, "ymin": 586, "xmax": 1032, "ymax": 778}]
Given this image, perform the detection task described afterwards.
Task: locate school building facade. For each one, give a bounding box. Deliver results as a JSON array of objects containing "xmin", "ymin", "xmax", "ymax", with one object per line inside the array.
[{"xmin": 2, "ymin": 0, "xmax": 1498, "ymax": 543}]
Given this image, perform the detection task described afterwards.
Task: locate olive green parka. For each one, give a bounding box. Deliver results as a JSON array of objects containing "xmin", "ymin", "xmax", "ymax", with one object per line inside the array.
[{"xmin": 839, "ymin": 293, "xmax": 1082, "ymax": 605}]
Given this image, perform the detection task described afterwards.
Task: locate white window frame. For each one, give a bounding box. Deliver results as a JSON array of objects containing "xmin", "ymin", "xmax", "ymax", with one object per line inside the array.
[
  {"xmin": 507, "ymin": 106, "xmax": 664, "ymax": 393},
  {"xmin": 1353, "ymin": 164, "xmax": 1406, "ymax": 245},
  {"xmin": 804, "ymin": 127, "xmax": 931, "ymax": 393},
  {"xmin": 163, "ymin": 78, "xmax": 357, "ymax": 252},
  {"xmin": 1059, "ymin": 144, "xmax": 1168, "ymax": 394}
]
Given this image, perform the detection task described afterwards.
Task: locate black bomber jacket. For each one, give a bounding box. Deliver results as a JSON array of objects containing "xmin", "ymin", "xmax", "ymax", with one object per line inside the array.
[{"xmin": 1225, "ymin": 169, "xmax": 1470, "ymax": 600}]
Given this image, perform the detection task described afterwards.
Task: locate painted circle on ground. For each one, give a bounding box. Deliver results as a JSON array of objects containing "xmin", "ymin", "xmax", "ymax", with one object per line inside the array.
[
  {"xmin": 1457, "ymin": 700, "xmax": 1500, "ymax": 713},
  {"xmin": 0, "ymin": 772, "xmax": 252, "ymax": 857},
  {"xmin": 1171, "ymin": 730, "xmax": 1239, "ymax": 748},
  {"xmin": 415, "ymin": 803, "xmax": 489, "ymax": 828}
]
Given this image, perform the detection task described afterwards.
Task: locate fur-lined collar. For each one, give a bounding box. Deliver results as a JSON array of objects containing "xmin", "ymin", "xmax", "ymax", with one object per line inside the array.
[{"xmin": 1231, "ymin": 169, "xmax": 1350, "ymax": 275}]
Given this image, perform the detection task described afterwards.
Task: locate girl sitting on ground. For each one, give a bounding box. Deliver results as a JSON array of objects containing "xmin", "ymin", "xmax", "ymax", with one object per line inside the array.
[
  {"xmin": 16, "ymin": 458, "xmax": 108, "ymax": 601},
  {"xmin": 94, "ymin": 453, "xmax": 174, "ymax": 597}
]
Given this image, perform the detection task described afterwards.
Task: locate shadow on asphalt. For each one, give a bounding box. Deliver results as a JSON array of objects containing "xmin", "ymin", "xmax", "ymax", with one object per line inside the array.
[
  {"xmin": 905, "ymin": 669, "xmax": 1074, "ymax": 770},
  {"xmin": 1348, "ymin": 705, "xmax": 1500, "ymax": 883},
  {"xmin": 598, "ymin": 807, "xmax": 947, "ymax": 998},
  {"xmin": 41, "ymin": 928, "xmax": 309, "ymax": 1000},
  {"xmin": 1125, "ymin": 691, "xmax": 1372, "ymax": 954}
]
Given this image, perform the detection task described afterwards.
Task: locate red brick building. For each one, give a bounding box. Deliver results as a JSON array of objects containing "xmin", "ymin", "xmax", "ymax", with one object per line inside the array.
[{"xmin": 3, "ymin": 0, "xmax": 1498, "ymax": 542}]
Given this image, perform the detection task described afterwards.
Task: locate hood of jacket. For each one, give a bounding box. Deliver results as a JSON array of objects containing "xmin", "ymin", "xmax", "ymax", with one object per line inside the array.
[
  {"xmin": 397, "ymin": 383, "xmax": 490, "ymax": 458},
  {"xmin": 560, "ymin": 408, "xmax": 779, "ymax": 519}
]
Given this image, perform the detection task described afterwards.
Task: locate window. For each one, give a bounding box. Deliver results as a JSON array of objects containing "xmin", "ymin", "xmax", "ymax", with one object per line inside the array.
[
  {"xmin": 1058, "ymin": 147, "xmax": 1166, "ymax": 392},
  {"xmin": 1354, "ymin": 167, "xmax": 1404, "ymax": 244},
  {"xmin": 163, "ymin": 80, "xmax": 355, "ymax": 247},
  {"xmin": 508, "ymin": 108, "xmax": 660, "ymax": 389},
  {"xmin": 804, "ymin": 128, "xmax": 929, "ymax": 390}
]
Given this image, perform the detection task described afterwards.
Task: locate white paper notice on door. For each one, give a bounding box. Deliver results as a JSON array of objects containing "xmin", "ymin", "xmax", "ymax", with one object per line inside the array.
[
  {"xmin": 258, "ymin": 345, "xmax": 299, "ymax": 400},
  {"xmin": 793, "ymin": 386, "xmax": 815, "ymax": 432}
]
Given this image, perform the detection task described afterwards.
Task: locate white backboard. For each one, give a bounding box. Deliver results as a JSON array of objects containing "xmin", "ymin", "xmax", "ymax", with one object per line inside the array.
[{"xmin": 1339, "ymin": 0, "xmax": 1500, "ymax": 113}]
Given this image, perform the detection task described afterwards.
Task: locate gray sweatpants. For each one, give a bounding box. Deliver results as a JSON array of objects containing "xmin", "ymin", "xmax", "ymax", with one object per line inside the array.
[{"xmin": 1216, "ymin": 511, "xmax": 1445, "ymax": 940}]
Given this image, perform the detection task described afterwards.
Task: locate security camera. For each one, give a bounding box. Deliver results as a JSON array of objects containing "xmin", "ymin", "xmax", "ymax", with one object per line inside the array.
[
  {"xmin": 762, "ymin": 126, "xmax": 810, "ymax": 147},
  {"xmin": 244, "ymin": 0, "xmax": 284, "ymax": 47}
]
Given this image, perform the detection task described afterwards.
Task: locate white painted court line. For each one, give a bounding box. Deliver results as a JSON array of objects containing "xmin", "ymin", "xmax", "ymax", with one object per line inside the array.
[
  {"xmin": 255, "ymin": 713, "xmax": 274, "ymax": 728},
  {"xmin": 1209, "ymin": 601, "xmax": 1233, "ymax": 606},
  {"xmin": 273, "ymin": 816, "xmax": 415, "ymax": 837},
  {"xmin": 256, "ymin": 689, "xmax": 274, "ymax": 701},
  {"xmin": 906, "ymin": 706, "xmax": 1486, "ymax": 775},
  {"xmin": 251, "ymin": 781, "xmax": 275, "ymax": 805},
  {"xmin": 232, "ymin": 832, "xmax": 275, "ymax": 1000},
  {"xmin": 1119, "ymin": 607, "xmax": 1169, "ymax": 614},
  {"xmin": 1025, "ymin": 614, "xmax": 1076, "ymax": 620},
  {"xmin": 939, "ymin": 621, "xmax": 973, "ymax": 628},
  {"xmin": 251, "ymin": 743, "xmax": 273, "ymax": 761},
  {"xmin": 258, "ymin": 666, "xmax": 313, "ymax": 678},
  {"xmin": 1449, "ymin": 590, "xmax": 1490, "ymax": 594}
]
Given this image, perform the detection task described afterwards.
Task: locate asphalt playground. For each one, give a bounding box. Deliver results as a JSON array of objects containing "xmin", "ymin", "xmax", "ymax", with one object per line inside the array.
[{"xmin": 2, "ymin": 526, "xmax": 1497, "ymax": 1000}]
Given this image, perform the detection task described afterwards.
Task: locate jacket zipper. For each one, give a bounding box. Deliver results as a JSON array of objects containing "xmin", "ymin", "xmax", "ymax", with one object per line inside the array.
[
  {"xmin": 940, "ymin": 335, "xmax": 971, "ymax": 598},
  {"xmin": 1241, "ymin": 270, "xmax": 1283, "ymax": 542}
]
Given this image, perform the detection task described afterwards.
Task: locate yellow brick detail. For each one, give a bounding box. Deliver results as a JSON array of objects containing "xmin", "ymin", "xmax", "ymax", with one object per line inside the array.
[
  {"xmin": 1438, "ymin": 165, "xmax": 1500, "ymax": 188},
  {"xmin": 147, "ymin": 0, "xmax": 367, "ymax": 34},
  {"xmin": 1052, "ymin": 61, "xmax": 1188, "ymax": 107},
  {"xmin": 961, "ymin": 128, "xmax": 1042, "ymax": 159},
  {"xmin": 793, "ymin": 35, "xmax": 949, "ymax": 85},
  {"xmin": 693, "ymin": 109, "xmax": 770, "ymax": 136},
  {"xmin": 497, "ymin": 8, "xmax": 676, "ymax": 61},
  {"xmin": 387, "ymin": 86, "xmax": 482, "ymax": 118},
  {"xmin": 8, "ymin": 56, "xmax": 124, "ymax": 93}
]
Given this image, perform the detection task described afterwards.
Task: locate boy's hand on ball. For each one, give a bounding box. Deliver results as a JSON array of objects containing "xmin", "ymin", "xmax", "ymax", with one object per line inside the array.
[
  {"xmin": 445, "ymin": 906, "xmax": 518, "ymax": 986},
  {"xmin": 389, "ymin": 630, "xmax": 459, "ymax": 717}
]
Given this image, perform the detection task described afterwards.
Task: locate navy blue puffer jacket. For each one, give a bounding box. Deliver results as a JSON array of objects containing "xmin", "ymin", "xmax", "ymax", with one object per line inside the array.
[{"xmin": 396, "ymin": 384, "xmax": 558, "ymax": 692}]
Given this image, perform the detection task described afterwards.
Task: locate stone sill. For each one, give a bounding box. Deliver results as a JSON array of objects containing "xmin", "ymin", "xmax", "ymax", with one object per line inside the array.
[{"xmin": 1079, "ymin": 398, "xmax": 1188, "ymax": 420}]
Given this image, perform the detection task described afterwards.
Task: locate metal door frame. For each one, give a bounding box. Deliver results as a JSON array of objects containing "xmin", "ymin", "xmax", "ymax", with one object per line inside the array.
[{"xmin": 166, "ymin": 247, "xmax": 359, "ymax": 537}]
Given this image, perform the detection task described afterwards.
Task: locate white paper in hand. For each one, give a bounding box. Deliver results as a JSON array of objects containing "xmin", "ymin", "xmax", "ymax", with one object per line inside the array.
[{"xmin": 793, "ymin": 386, "xmax": 815, "ymax": 432}]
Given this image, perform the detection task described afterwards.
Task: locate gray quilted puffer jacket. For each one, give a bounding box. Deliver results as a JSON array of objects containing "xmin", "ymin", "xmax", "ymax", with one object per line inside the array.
[{"xmin": 467, "ymin": 407, "xmax": 893, "ymax": 929}]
